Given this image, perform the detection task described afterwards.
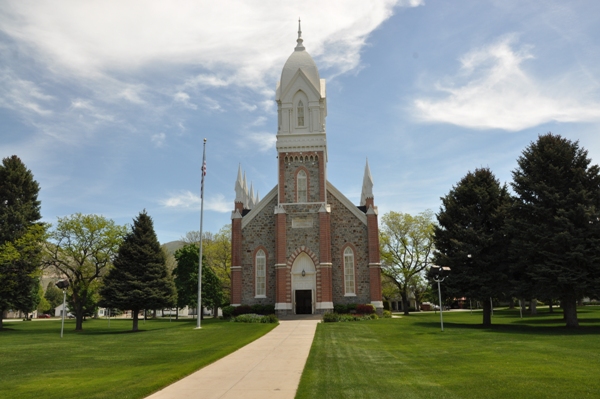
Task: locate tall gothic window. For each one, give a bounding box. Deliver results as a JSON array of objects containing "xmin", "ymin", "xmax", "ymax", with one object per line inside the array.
[
  {"xmin": 297, "ymin": 170, "xmax": 307, "ymax": 202},
  {"xmin": 297, "ymin": 100, "xmax": 304, "ymax": 127},
  {"xmin": 255, "ymin": 249, "xmax": 266, "ymax": 297},
  {"xmin": 344, "ymin": 247, "xmax": 355, "ymax": 295}
]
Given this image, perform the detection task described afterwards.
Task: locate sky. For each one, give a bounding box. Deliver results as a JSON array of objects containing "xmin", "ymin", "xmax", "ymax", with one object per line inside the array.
[{"xmin": 1, "ymin": 0, "xmax": 600, "ymax": 244}]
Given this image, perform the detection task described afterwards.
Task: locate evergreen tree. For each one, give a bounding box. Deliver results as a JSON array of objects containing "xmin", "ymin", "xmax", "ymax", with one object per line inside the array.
[
  {"xmin": 510, "ymin": 133, "xmax": 600, "ymax": 327},
  {"xmin": 434, "ymin": 168, "xmax": 511, "ymax": 326},
  {"xmin": 100, "ymin": 211, "xmax": 176, "ymax": 331},
  {"xmin": 173, "ymin": 243, "xmax": 224, "ymax": 319},
  {"xmin": 0, "ymin": 156, "xmax": 44, "ymax": 329}
]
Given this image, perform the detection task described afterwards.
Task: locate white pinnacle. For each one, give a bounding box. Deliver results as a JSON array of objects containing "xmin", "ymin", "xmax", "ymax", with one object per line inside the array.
[{"xmin": 360, "ymin": 158, "xmax": 374, "ymax": 206}]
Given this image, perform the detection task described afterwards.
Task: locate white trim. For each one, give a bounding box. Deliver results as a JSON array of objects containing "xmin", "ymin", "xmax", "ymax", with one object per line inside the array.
[
  {"xmin": 241, "ymin": 185, "xmax": 277, "ymax": 229},
  {"xmin": 231, "ymin": 304, "xmax": 241, "ymax": 307},
  {"xmin": 254, "ymin": 295, "xmax": 267, "ymax": 299},
  {"xmin": 316, "ymin": 302, "xmax": 334, "ymax": 310},
  {"xmin": 371, "ymin": 301, "xmax": 384, "ymax": 308},
  {"xmin": 231, "ymin": 266, "xmax": 242, "ymax": 271},
  {"xmin": 327, "ymin": 181, "xmax": 367, "ymax": 225},
  {"xmin": 344, "ymin": 293, "xmax": 357, "ymax": 297},
  {"xmin": 275, "ymin": 302, "xmax": 292, "ymax": 310}
]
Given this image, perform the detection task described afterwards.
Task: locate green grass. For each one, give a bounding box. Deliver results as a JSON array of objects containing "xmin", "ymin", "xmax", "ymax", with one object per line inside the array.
[
  {"xmin": 0, "ymin": 317, "xmax": 276, "ymax": 399},
  {"xmin": 296, "ymin": 307, "xmax": 600, "ymax": 399}
]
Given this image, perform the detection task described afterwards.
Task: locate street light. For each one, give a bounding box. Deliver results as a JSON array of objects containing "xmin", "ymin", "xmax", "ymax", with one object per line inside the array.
[
  {"xmin": 55, "ymin": 279, "xmax": 69, "ymax": 338},
  {"xmin": 428, "ymin": 266, "xmax": 451, "ymax": 332}
]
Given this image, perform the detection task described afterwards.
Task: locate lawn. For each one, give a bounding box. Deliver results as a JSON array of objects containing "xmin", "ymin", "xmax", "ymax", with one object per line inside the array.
[
  {"xmin": 296, "ymin": 307, "xmax": 600, "ymax": 399},
  {"xmin": 0, "ymin": 317, "xmax": 277, "ymax": 399}
]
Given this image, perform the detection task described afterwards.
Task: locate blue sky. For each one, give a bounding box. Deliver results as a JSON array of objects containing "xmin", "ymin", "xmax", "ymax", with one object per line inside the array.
[{"xmin": 2, "ymin": 0, "xmax": 600, "ymax": 244}]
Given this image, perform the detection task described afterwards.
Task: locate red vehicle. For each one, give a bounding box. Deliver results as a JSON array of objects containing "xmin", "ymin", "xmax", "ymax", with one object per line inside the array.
[{"xmin": 37, "ymin": 314, "xmax": 51, "ymax": 318}]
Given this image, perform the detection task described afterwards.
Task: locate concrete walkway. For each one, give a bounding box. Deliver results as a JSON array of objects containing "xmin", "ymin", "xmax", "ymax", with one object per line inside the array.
[{"xmin": 146, "ymin": 317, "xmax": 320, "ymax": 399}]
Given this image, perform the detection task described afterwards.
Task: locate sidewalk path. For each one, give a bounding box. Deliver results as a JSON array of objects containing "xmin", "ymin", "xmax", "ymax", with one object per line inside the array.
[{"xmin": 146, "ymin": 317, "xmax": 320, "ymax": 399}]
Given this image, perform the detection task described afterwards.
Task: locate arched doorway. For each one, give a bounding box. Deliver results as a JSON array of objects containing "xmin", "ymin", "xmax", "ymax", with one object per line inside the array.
[{"xmin": 291, "ymin": 252, "xmax": 316, "ymax": 314}]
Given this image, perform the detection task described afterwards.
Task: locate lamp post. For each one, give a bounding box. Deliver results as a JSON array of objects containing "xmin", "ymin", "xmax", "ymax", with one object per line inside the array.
[
  {"xmin": 55, "ymin": 279, "xmax": 69, "ymax": 338},
  {"xmin": 428, "ymin": 266, "xmax": 451, "ymax": 332}
]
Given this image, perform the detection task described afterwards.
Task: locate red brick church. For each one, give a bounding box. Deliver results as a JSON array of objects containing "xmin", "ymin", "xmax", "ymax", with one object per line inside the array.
[{"xmin": 230, "ymin": 24, "xmax": 383, "ymax": 316}]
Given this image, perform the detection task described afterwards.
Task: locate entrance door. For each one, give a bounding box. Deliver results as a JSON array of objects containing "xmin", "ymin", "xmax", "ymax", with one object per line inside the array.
[{"xmin": 295, "ymin": 290, "xmax": 312, "ymax": 314}]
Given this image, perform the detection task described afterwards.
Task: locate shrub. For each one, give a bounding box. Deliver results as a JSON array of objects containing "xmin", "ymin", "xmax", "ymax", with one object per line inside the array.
[
  {"xmin": 262, "ymin": 304, "xmax": 275, "ymax": 315},
  {"xmin": 333, "ymin": 304, "xmax": 347, "ymax": 314},
  {"xmin": 233, "ymin": 305, "xmax": 252, "ymax": 316},
  {"xmin": 347, "ymin": 303, "xmax": 357, "ymax": 313},
  {"xmin": 232, "ymin": 313, "xmax": 278, "ymax": 323},
  {"xmin": 323, "ymin": 312, "xmax": 340, "ymax": 322},
  {"xmin": 250, "ymin": 304, "xmax": 264, "ymax": 314},
  {"xmin": 382, "ymin": 310, "xmax": 392, "ymax": 318},
  {"xmin": 356, "ymin": 304, "xmax": 375, "ymax": 314},
  {"xmin": 221, "ymin": 305, "xmax": 235, "ymax": 319}
]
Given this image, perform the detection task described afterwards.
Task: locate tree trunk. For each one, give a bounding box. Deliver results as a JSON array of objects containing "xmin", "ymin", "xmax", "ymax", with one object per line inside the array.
[
  {"xmin": 132, "ymin": 311, "xmax": 139, "ymax": 331},
  {"xmin": 153, "ymin": 309, "xmax": 157, "ymax": 318},
  {"xmin": 482, "ymin": 299, "xmax": 492, "ymax": 326},
  {"xmin": 520, "ymin": 298, "xmax": 527, "ymax": 314},
  {"xmin": 549, "ymin": 302, "xmax": 553, "ymax": 313},
  {"xmin": 562, "ymin": 297, "xmax": 579, "ymax": 328},
  {"xmin": 401, "ymin": 291, "xmax": 410, "ymax": 315},
  {"xmin": 0, "ymin": 313, "xmax": 4, "ymax": 330},
  {"xmin": 75, "ymin": 303, "xmax": 84, "ymax": 331},
  {"xmin": 508, "ymin": 298, "xmax": 515, "ymax": 309},
  {"xmin": 529, "ymin": 299, "xmax": 537, "ymax": 315}
]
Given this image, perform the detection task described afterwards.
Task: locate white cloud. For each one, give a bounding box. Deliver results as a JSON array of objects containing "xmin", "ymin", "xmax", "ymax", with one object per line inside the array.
[
  {"xmin": 245, "ymin": 132, "xmax": 277, "ymax": 152},
  {"xmin": 151, "ymin": 133, "xmax": 166, "ymax": 147},
  {"xmin": 160, "ymin": 190, "xmax": 230, "ymax": 213},
  {"xmin": 118, "ymin": 86, "xmax": 146, "ymax": 104},
  {"xmin": 0, "ymin": 1, "xmax": 418, "ymax": 92},
  {"xmin": 413, "ymin": 37, "xmax": 600, "ymax": 131},
  {"xmin": 173, "ymin": 91, "xmax": 197, "ymax": 109},
  {"xmin": 0, "ymin": 69, "xmax": 54, "ymax": 115}
]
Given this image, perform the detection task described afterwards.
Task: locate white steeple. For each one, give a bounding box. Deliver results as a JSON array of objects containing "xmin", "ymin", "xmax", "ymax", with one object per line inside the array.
[
  {"xmin": 360, "ymin": 158, "xmax": 374, "ymax": 206},
  {"xmin": 234, "ymin": 164, "xmax": 244, "ymax": 203},
  {"xmin": 242, "ymin": 172, "xmax": 249, "ymax": 209},
  {"xmin": 249, "ymin": 182, "xmax": 255, "ymax": 208}
]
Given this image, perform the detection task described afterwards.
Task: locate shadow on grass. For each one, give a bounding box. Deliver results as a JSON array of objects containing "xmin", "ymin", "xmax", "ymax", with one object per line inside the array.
[{"xmin": 413, "ymin": 320, "xmax": 600, "ymax": 335}]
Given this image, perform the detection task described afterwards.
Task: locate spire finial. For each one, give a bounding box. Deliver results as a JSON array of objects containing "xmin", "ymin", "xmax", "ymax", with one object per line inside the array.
[{"xmin": 295, "ymin": 18, "xmax": 305, "ymax": 51}]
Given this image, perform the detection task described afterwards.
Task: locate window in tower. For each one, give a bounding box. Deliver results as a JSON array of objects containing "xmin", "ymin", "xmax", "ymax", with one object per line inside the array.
[
  {"xmin": 297, "ymin": 169, "xmax": 307, "ymax": 202},
  {"xmin": 297, "ymin": 100, "xmax": 304, "ymax": 127}
]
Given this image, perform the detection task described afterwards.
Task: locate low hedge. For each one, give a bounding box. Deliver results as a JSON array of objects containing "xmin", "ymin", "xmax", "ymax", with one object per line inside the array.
[
  {"xmin": 323, "ymin": 313, "xmax": 378, "ymax": 323},
  {"xmin": 232, "ymin": 314, "xmax": 279, "ymax": 323}
]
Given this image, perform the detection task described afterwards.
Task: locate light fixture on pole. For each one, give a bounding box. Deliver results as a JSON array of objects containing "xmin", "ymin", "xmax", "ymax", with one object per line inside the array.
[
  {"xmin": 428, "ymin": 266, "xmax": 451, "ymax": 332},
  {"xmin": 55, "ymin": 279, "xmax": 69, "ymax": 338}
]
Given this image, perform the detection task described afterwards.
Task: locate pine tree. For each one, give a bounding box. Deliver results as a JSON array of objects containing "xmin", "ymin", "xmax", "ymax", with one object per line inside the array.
[
  {"xmin": 100, "ymin": 211, "xmax": 176, "ymax": 331},
  {"xmin": 434, "ymin": 168, "xmax": 511, "ymax": 326},
  {"xmin": 510, "ymin": 133, "xmax": 600, "ymax": 327},
  {"xmin": 0, "ymin": 156, "xmax": 44, "ymax": 329}
]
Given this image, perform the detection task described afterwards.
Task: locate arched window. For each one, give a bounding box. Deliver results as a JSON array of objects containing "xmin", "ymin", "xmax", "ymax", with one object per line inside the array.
[
  {"xmin": 297, "ymin": 170, "xmax": 307, "ymax": 202},
  {"xmin": 344, "ymin": 247, "xmax": 355, "ymax": 295},
  {"xmin": 255, "ymin": 249, "xmax": 266, "ymax": 297},
  {"xmin": 297, "ymin": 100, "xmax": 305, "ymax": 127}
]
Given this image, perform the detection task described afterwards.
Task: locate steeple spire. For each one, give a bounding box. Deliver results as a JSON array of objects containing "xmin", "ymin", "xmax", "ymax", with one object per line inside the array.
[
  {"xmin": 360, "ymin": 158, "xmax": 374, "ymax": 206},
  {"xmin": 234, "ymin": 164, "xmax": 244, "ymax": 203},
  {"xmin": 295, "ymin": 18, "xmax": 305, "ymax": 51}
]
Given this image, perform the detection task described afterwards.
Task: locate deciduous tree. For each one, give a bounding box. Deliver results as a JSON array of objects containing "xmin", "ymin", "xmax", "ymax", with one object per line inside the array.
[
  {"xmin": 510, "ymin": 133, "xmax": 600, "ymax": 327},
  {"xmin": 173, "ymin": 243, "xmax": 224, "ymax": 319},
  {"xmin": 45, "ymin": 213, "xmax": 126, "ymax": 330},
  {"xmin": 434, "ymin": 168, "xmax": 511, "ymax": 326},
  {"xmin": 380, "ymin": 210, "xmax": 435, "ymax": 315},
  {"xmin": 100, "ymin": 211, "xmax": 176, "ymax": 331}
]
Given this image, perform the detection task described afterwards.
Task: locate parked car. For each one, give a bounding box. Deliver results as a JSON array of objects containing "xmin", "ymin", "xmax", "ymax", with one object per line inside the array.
[
  {"xmin": 67, "ymin": 313, "xmax": 75, "ymax": 318},
  {"xmin": 37, "ymin": 314, "xmax": 51, "ymax": 318}
]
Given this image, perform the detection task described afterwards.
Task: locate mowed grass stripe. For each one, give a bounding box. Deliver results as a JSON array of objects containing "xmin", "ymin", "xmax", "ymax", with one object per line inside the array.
[
  {"xmin": 296, "ymin": 307, "xmax": 600, "ymax": 399},
  {"xmin": 0, "ymin": 318, "xmax": 276, "ymax": 399}
]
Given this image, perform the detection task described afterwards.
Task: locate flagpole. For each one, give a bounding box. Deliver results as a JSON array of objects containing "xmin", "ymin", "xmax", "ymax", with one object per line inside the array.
[{"xmin": 196, "ymin": 138, "xmax": 207, "ymax": 329}]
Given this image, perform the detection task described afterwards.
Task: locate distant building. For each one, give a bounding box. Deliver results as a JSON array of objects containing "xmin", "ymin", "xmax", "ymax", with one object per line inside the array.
[{"xmin": 230, "ymin": 24, "xmax": 383, "ymax": 316}]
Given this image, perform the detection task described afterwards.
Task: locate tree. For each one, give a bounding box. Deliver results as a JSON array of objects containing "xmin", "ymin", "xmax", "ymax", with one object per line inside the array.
[
  {"xmin": 44, "ymin": 281, "xmax": 63, "ymax": 312},
  {"xmin": 510, "ymin": 133, "xmax": 600, "ymax": 328},
  {"xmin": 182, "ymin": 225, "xmax": 232, "ymax": 303},
  {"xmin": 173, "ymin": 243, "xmax": 224, "ymax": 319},
  {"xmin": 100, "ymin": 211, "xmax": 176, "ymax": 331},
  {"xmin": 0, "ymin": 156, "xmax": 44, "ymax": 329},
  {"xmin": 380, "ymin": 210, "xmax": 435, "ymax": 315},
  {"xmin": 45, "ymin": 214, "xmax": 126, "ymax": 330},
  {"xmin": 434, "ymin": 168, "xmax": 511, "ymax": 326}
]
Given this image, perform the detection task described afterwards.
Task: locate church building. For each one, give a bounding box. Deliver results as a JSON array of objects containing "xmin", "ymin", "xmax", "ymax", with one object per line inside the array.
[{"xmin": 230, "ymin": 24, "xmax": 383, "ymax": 316}]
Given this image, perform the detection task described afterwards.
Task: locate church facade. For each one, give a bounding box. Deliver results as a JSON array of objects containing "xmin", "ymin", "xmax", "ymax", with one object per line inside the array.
[{"xmin": 230, "ymin": 25, "xmax": 383, "ymax": 316}]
